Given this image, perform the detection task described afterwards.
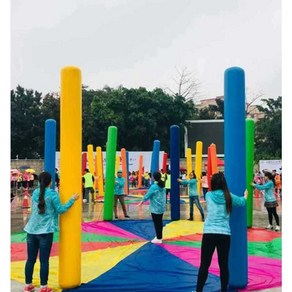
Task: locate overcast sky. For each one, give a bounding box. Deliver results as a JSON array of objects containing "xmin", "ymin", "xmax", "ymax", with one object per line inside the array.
[{"xmin": 10, "ymin": 0, "xmax": 281, "ymax": 100}]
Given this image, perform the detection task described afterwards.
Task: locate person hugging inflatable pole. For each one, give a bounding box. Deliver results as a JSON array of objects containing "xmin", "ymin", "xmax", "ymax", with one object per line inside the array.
[{"xmin": 224, "ymin": 67, "xmax": 248, "ymax": 288}]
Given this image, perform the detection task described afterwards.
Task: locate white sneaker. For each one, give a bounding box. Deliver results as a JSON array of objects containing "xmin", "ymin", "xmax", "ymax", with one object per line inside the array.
[
  {"xmin": 82, "ymin": 199, "xmax": 87, "ymax": 203},
  {"xmin": 151, "ymin": 237, "xmax": 162, "ymax": 244},
  {"xmin": 275, "ymin": 225, "xmax": 281, "ymax": 231},
  {"xmin": 266, "ymin": 224, "xmax": 273, "ymax": 230}
]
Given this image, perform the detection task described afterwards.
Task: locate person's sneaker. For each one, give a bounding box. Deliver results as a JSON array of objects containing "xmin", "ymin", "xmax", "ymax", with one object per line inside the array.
[
  {"xmin": 24, "ymin": 284, "xmax": 35, "ymax": 292},
  {"xmin": 39, "ymin": 287, "xmax": 53, "ymax": 292},
  {"xmin": 151, "ymin": 237, "xmax": 163, "ymax": 244},
  {"xmin": 82, "ymin": 199, "xmax": 87, "ymax": 203},
  {"xmin": 125, "ymin": 215, "xmax": 130, "ymax": 218},
  {"xmin": 187, "ymin": 218, "xmax": 193, "ymax": 221},
  {"xmin": 275, "ymin": 225, "xmax": 281, "ymax": 231},
  {"xmin": 266, "ymin": 224, "xmax": 273, "ymax": 230}
]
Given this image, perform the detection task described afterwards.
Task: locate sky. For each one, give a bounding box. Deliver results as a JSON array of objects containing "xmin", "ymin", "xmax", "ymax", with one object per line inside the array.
[{"xmin": 10, "ymin": 0, "xmax": 282, "ymax": 101}]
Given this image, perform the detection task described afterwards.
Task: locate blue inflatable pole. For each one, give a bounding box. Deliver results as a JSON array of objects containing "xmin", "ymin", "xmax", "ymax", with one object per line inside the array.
[
  {"xmin": 170, "ymin": 125, "xmax": 180, "ymax": 220},
  {"xmin": 150, "ymin": 140, "xmax": 160, "ymax": 179},
  {"xmin": 224, "ymin": 67, "xmax": 248, "ymax": 288},
  {"xmin": 44, "ymin": 119, "xmax": 57, "ymax": 189}
]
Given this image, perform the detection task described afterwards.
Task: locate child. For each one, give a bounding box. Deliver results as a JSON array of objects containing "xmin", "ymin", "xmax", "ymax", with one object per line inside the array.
[
  {"xmin": 252, "ymin": 171, "xmax": 280, "ymax": 231},
  {"xmin": 137, "ymin": 171, "xmax": 166, "ymax": 243},
  {"xmin": 178, "ymin": 170, "xmax": 204, "ymax": 221}
]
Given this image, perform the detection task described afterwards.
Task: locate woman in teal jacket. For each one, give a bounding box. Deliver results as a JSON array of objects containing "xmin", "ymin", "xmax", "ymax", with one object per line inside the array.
[
  {"xmin": 137, "ymin": 171, "xmax": 166, "ymax": 244},
  {"xmin": 23, "ymin": 172, "xmax": 79, "ymax": 292},
  {"xmin": 114, "ymin": 170, "xmax": 130, "ymax": 219},
  {"xmin": 178, "ymin": 170, "xmax": 204, "ymax": 221},
  {"xmin": 252, "ymin": 171, "xmax": 280, "ymax": 231},
  {"xmin": 196, "ymin": 172, "xmax": 247, "ymax": 292}
]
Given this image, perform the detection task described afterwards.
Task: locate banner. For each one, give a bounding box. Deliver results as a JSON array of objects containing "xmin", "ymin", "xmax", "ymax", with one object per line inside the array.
[
  {"xmin": 55, "ymin": 151, "xmax": 165, "ymax": 174},
  {"xmin": 259, "ymin": 160, "xmax": 282, "ymax": 174}
]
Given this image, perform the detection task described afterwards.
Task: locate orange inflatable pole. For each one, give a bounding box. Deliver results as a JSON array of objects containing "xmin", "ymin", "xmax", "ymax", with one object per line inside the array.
[
  {"xmin": 207, "ymin": 146, "xmax": 212, "ymax": 190},
  {"xmin": 210, "ymin": 143, "xmax": 218, "ymax": 174}
]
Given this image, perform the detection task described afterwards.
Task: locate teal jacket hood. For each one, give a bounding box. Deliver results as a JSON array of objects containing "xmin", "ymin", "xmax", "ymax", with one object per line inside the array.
[{"xmin": 209, "ymin": 189, "xmax": 226, "ymax": 204}]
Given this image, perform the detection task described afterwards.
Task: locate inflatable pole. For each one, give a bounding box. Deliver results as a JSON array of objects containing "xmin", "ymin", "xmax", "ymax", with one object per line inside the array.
[
  {"xmin": 224, "ymin": 67, "xmax": 247, "ymax": 288},
  {"xmin": 59, "ymin": 66, "xmax": 82, "ymax": 288},
  {"xmin": 126, "ymin": 151, "xmax": 130, "ymax": 194},
  {"xmin": 87, "ymin": 144, "xmax": 94, "ymax": 175},
  {"xmin": 82, "ymin": 152, "xmax": 87, "ymax": 172},
  {"xmin": 246, "ymin": 119, "xmax": 255, "ymax": 227},
  {"xmin": 170, "ymin": 125, "xmax": 180, "ymax": 220},
  {"xmin": 150, "ymin": 140, "xmax": 160, "ymax": 178},
  {"xmin": 210, "ymin": 143, "xmax": 218, "ymax": 174},
  {"xmin": 103, "ymin": 126, "xmax": 118, "ymax": 220},
  {"xmin": 138, "ymin": 155, "xmax": 143, "ymax": 188},
  {"xmin": 115, "ymin": 155, "xmax": 120, "ymax": 173},
  {"xmin": 207, "ymin": 146, "xmax": 212, "ymax": 190},
  {"xmin": 121, "ymin": 148, "xmax": 128, "ymax": 194},
  {"xmin": 96, "ymin": 146, "xmax": 104, "ymax": 196},
  {"xmin": 162, "ymin": 152, "xmax": 168, "ymax": 173},
  {"xmin": 186, "ymin": 148, "xmax": 192, "ymax": 178},
  {"xmin": 195, "ymin": 141, "xmax": 203, "ymax": 195},
  {"xmin": 44, "ymin": 119, "xmax": 56, "ymax": 189},
  {"xmin": 94, "ymin": 148, "xmax": 98, "ymax": 190}
]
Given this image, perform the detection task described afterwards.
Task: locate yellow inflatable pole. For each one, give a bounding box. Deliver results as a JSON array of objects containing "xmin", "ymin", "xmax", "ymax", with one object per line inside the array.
[
  {"xmin": 186, "ymin": 148, "xmax": 192, "ymax": 178},
  {"xmin": 115, "ymin": 155, "xmax": 120, "ymax": 172},
  {"xmin": 59, "ymin": 66, "xmax": 82, "ymax": 288},
  {"xmin": 96, "ymin": 146, "xmax": 104, "ymax": 196},
  {"xmin": 86, "ymin": 144, "xmax": 94, "ymax": 203},
  {"xmin": 87, "ymin": 144, "xmax": 94, "ymax": 175},
  {"xmin": 94, "ymin": 149, "xmax": 98, "ymax": 190},
  {"xmin": 121, "ymin": 148, "xmax": 128, "ymax": 194},
  {"xmin": 195, "ymin": 141, "xmax": 203, "ymax": 195}
]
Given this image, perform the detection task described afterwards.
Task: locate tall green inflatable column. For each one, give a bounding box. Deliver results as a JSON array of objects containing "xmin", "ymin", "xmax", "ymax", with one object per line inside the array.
[
  {"xmin": 103, "ymin": 126, "xmax": 117, "ymax": 220},
  {"xmin": 246, "ymin": 118, "xmax": 255, "ymax": 227}
]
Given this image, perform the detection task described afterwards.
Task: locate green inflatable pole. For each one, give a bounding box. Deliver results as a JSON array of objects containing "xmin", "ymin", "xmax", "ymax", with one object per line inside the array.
[
  {"xmin": 246, "ymin": 119, "xmax": 255, "ymax": 227},
  {"xmin": 103, "ymin": 126, "xmax": 118, "ymax": 220}
]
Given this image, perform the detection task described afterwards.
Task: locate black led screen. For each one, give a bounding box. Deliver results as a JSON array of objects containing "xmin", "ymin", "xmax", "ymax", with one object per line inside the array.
[{"xmin": 185, "ymin": 120, "xmax": 224, "ymax": 156}]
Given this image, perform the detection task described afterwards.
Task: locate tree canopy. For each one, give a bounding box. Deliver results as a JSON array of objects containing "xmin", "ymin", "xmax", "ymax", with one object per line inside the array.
[
  {"xmin": 10, "ymin": 85, "xmax": 281, "ymax": 164},
  {"xmin": 11, "ymin": 85, "xmax": 196, "ymax": 158}
]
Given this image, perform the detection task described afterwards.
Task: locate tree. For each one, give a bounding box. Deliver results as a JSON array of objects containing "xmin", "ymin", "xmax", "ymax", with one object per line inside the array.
[
  {"xmin": 11, "ymin": 85, "xmax": 44, "ymax": 159},
  {"xmin": 165, "ymin": 67, "xmax": 202, "ymax": 102},
  {"xmin": 11, "ymin": 85, "xmax": 197, "ymax": 158},
  {"xmin": 254, "ymin": 96, "xmax": 282, "ymax": 161},
  {"xmin": 81, "ymin": 86, "xmax": 196, "ymax": 155}
]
